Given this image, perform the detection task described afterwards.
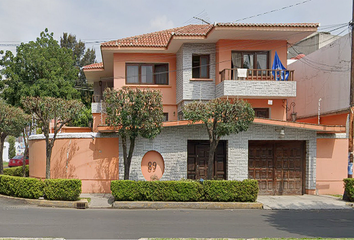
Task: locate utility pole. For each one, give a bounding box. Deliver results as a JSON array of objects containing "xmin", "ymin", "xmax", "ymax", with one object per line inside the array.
[{"xmin": 348, "ymin": 0, "xmax": 354, "ymax": 178}]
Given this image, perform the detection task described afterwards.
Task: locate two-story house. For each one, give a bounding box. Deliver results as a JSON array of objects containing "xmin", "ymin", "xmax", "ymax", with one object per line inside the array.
[{"xmin": 29, "ymin": 23, "xmax": 346, "ymax": 195}]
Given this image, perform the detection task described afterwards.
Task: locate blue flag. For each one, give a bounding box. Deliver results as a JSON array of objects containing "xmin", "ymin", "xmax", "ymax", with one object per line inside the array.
[{"xmin": 272, "ymin": 51, "xmax": 288, "ymax": 81}]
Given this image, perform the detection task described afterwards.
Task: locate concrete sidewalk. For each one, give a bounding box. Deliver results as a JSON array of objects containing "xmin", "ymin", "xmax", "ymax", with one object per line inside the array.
[
  {"xmin": 257, "ymin": 194, "xmax": 353, "ymax": 210},
  {"xmin": 81, "ymin": 193, "xmax": 353, "ymax": 210},
  {"xmin": 80, "ymin": 193, "xmax": 114, "ymax": 208}
]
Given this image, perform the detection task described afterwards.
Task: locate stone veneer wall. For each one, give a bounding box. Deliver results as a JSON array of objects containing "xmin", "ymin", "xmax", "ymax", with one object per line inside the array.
[
  {"xmin": 176, "ymin": 43, "xmax": 216, "ymax": 105},
  {"xmin": 119, "ymin": 123, "xmax": 317, "ymax": 191},
  {"xmin": 216, "ymin": 80, "xmax": 297, "ymax": 98}
]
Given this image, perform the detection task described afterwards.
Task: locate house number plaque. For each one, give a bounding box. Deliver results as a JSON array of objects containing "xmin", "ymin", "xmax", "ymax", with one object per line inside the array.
[{"xmin": 147, "ymin": 161, "xmax": 157, "ymax": 173}]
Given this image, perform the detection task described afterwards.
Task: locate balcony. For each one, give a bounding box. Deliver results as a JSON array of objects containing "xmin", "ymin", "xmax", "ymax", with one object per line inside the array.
[
  {"xmin": 92, "ymin": 95, "xmax": 103, "ymax": 114},
  {"xmin": 216, "ymin": 68, "xmax": 296, "ymax": 99}
]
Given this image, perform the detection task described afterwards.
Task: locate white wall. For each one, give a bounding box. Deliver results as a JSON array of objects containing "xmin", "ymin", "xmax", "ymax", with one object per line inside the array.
[
  {"xmin": 288, "ymin": 33, "xmax": 351, "ymax": 118},
  {"xmin": 3, "ymin": 142, "xmax": 9, "ymax": 162}
]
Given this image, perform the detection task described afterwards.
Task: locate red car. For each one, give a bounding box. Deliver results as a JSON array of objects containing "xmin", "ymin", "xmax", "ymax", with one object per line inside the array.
[{"xmin": 8, "ymin": 155, "xmax": 29, "ymax": 167}]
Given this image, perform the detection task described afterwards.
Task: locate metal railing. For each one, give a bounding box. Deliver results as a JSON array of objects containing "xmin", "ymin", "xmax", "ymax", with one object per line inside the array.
[{"xmin": 219, "ymin": 68, "xmax": 294, "ymax": 82}]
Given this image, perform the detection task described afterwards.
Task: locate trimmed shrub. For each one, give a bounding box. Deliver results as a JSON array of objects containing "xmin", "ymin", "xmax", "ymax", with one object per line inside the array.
[
  {"xmin": 141, "ymin": 181, "xmax": 204, "ymax": 201},
  {"xmin": 203, "ymin": 179, "xmax": 258, "ymax": 202},
  {"xmin": 43, "ymin": 179, "xmax": 81, "ymax": 201},
  {"xmin": 344, "ymin": 178, "xmax": 354, "ymax": 201},
  {"xmin": 111, "ymin": 179, "xmax": 258, "ymax": 202},
  {"xmin": 3, "ymin": 166, "xmax": 29, "ymax": 177},
  {"xmin": 111, "ymin": 180, "xmax": 143, "ymax": 201},
  {"xmin": 0, "ymin": 175, "xmax": 44, "ymax": 199}
]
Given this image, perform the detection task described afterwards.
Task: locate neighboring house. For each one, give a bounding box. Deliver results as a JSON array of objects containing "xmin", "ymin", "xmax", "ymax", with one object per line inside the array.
[
  {"xmin": 288, "ymin": 33, "xmax": 351, "ymax": 194},
  {"xmin": 29, "ymin": 23, "xmax": 346, "ymax": 195},
  {"xmin": 287, "ymin": 32, "xmax": 341, "ymax": 59},
  {"xmin": 3, "ymin": 142, "xmax": 9, "ymax": 162}
]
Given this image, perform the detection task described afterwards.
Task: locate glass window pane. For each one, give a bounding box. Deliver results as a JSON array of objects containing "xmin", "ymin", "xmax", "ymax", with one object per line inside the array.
[
  {"xmin": 126, "ymin": 65, "xmax": 139, "ymax": 83},
  {"xmin": 155, "ymin": 64, "xmax": 168, "ymax": 84},
  {"xmin": 231, "ymin": 52, "xmax": 242, "ymax": 68},
  {"xmin": 200, "ymin": 56, "xmax": 209, "ymax": 78},
  {"xmin": 243, "ymin": 54, "xmax": 254, "ymax": 69},
  {"xmin": 141, "ymin": 65, "xmax": 153, "ymax": 83},
  {"xmin": 256, "ymin": 53, "xmax": 268, "ymax": 69},
  {"xmin": 192, "ymin": 55, "xmax": 200, "ymax": 78}
]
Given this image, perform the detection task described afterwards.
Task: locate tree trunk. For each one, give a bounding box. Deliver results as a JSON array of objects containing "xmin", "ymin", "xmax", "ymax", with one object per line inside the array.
[
  {"xmin": 23, "ymin": 145, "xmax": 28, "ymax": 177},
  {"xmin": 0, "ymin": 134, "xmax": 5, "ymax": 175},
  {"xmin": 207, "ymin": 140, "xmax": 218, "ymax": 180},
  {"xmin": 22, "ymin": 129, "xmax": 28, "ymax": 177},
  {"xmin": 122, "ymin": 137, "xmax": 129, "ymax": 180},
  {"xmin": 122, "ymin": 136, "xmax": 136, "ymax": 180},
  {"xmin": 45, "ymin": 137, "xmax": 53, "ymax": 179}
]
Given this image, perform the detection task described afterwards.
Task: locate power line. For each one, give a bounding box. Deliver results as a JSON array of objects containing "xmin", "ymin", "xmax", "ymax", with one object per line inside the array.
[{"xmin": 233, "ymin": 0, "xmax": 312, "ymax": 23}]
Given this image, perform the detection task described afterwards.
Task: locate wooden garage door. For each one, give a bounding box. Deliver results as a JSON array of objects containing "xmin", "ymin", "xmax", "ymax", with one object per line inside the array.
[
  {"xmin": 187, "ymin": 140, "xmax": 227, "ymax": 180},
  {"xmin": 248, "ymin": 141, "xmax": 305, "ymax": 195}
]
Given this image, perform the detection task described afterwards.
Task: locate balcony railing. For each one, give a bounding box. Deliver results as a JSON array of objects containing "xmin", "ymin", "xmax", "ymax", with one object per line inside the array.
[
  {"xmin": 92, "ymin": 95, "xmax": 103, "ymax": 103},
  {"xmin": 219, "ymin": 68, "xmax": 294, "ymax": 82}
]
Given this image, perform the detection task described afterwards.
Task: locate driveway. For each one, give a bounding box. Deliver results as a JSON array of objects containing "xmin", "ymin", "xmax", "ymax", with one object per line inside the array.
[{"xmin": 257, "ymin": 194, "xmax": 352, "ymax": 210}]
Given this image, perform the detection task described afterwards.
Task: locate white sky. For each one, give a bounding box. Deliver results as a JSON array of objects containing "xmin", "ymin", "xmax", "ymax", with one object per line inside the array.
[{"xmin": 0, "ymin": 0, "xmax": 352, "ymax": 62}]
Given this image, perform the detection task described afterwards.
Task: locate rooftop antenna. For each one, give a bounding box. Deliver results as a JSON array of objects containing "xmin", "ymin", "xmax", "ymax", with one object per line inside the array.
[{"xmin": 193, "ymin": 16, "xmax": 211, "ymax": 24}]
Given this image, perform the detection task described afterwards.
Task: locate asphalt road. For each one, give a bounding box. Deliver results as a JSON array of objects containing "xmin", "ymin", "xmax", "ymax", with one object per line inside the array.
[{"xmin": 0, "ymin": 197, "xmax": 354, "ymax": 239}]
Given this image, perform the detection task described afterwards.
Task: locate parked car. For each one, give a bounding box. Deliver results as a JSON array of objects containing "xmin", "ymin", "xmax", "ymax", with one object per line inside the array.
[{"xmin": 8, "ymin": 155, "xmax": 29, "ymax": 167}]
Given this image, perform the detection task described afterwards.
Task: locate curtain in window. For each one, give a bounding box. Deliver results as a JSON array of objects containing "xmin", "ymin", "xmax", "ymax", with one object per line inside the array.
[
  {"xmin": 155, "ymin": 64, "xmax": 168, "ymax": 84},
  {"xmin": 126, "ymin": 65, "xmax": 139, "ymax": 83},
  {"xmin": 141, "ymin": 65, "xmax": 153, "ymax": 84}
]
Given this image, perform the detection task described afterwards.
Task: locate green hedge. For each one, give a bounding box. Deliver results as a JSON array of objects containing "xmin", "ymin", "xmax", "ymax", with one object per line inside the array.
[
  {"xmin": 0, "ymin": 175, "xmax": 82, "ymax": 201},
  {"xmin": 44, "ymin": 179, "xmax": 81, "ymax": 201},
  {"xmin": 0, "ymin": 175, "xmax": 44, "ymax": 199},
  {"xmin": 3, "ymin": 166, "xmax": 29, "ymax": 177},
  {"xmin": 111, "ymin": 180, "xmax": 204, "ymax": 201},
  {"xmin": 111, "ymin": 179, "xmax": 258, "ymax": 202},
  {"xmin": 344, "ymin": 178, "xmax": 354, "ymax": 201},
  {"xmin": 203, "ymin": 180, "xmax": 258, "ymax": 202}
]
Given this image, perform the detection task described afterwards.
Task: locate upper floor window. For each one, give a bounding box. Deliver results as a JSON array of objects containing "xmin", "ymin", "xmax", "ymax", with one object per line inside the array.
[
  {"xmin": 192, "ymin": 55, "xmax": 209, "ymax": 78},
  {"xmin": 126, "ymin": 63, "xmax": 168, "ymax": 85},
  {"xmin": 231, "ymin": 51, "xmax": 269, "ymax": 69}
]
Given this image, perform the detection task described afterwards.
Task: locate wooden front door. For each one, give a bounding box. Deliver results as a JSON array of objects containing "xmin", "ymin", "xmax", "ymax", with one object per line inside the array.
[
  {"xmin": 187, "ymin": 140, "xmax": 227, "ymax": 180},
  {"xmin": 248, "ymin": 141, "xmax": 305, "ymax": 195}
]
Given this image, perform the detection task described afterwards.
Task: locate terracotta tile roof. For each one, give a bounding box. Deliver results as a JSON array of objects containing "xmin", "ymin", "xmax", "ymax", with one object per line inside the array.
[
  {"xmin": 101, "ymin": 24, "xmax": 213, "ymax": 48},
  {"xmin": 215, "ymin": 23, "xmax": 319, "ymax": 28},
  {"xmin": 101, "ymin": 23, "xmax": 318, "ymax": 49},
  {"xmin": 82, "ymin": 62, "xmax": 103, "ymax": 70}
]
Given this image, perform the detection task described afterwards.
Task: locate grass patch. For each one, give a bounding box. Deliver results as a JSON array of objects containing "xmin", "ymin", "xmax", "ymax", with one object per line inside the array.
[
  {"xmin": 330, "ymin": 194, "xmax": 343, "ymax": 199},
  {"xmin": 79, "ymin": 197, "xmax": 91, "ymax": 203}
]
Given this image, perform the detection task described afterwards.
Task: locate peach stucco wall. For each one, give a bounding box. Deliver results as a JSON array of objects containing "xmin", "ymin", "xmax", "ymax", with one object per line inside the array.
[
  {"xmin": 246, "ymin": 99, "xmax": 286, "ymax": 121},
  {"xmin": 297, "ymin": 113, "xmax": 348, "ymax": 126},
  {"xmin": 113, "ymin": 53, "xmax": 178, "ymax": 121},
  {"xmin": 316, "ymin": 138, "xmax": 348, "ymax": 195},
  {"xmin": 29, "ymin": 137, "xmax": 119, "ymax": 193},
  {"xmin": 215, "ymin": 39, "xmax": 288, "ymax": 84}
]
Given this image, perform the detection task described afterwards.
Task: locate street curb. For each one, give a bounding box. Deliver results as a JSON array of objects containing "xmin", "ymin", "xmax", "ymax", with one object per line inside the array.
[
  {"xmin": 112, "ymin": 201, "xmax": 263, "ymax": 209},
  {"xmin": 0, "ymin": 194, "xmax": 88, "ymax": 209}
]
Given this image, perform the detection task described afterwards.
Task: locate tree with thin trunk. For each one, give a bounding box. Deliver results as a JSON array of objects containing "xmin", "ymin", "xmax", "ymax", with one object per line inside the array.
[
  {"xmin": 8, "ymin": 136, "xmax": 16, "ymax": 160},
  {"xmin": 103, "ymin": 88, "xmax": 164, "ymax": 180},
  {"xmin": 0, "ymin": 100, "xmax": 30, "ymax": 174},
  {"xmin": 183, "ymin": 99, "xmax": 255, "ymax": 180},
  {"xmin": 21, "ymin": 97, "xmax": 84, "ymax": 179}
]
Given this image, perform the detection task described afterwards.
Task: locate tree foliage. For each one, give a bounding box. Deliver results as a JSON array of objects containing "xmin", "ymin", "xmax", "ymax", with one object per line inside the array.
[
  {"xmin": 183, "ymin": 99, "xmax": 255, "ymax": 179},
  {"xmin": 21, "ymin": 96, "xmax": 84, "ymax": 179},
  {"xmin": 60, "ymin": 33, "xmax": 96, "ymax": 107},
  {"xmin": 0, "ymin": 29, "xmax": 80, "ymax": 107},
  {"xmin": 8, "ymin": 136, "xmax": 16, "ymax": 160},
  {"xmin": 104, "ymin": 88, "xmax": 164, "ymax": 180},
  {"xmin": 0, "ymin": 100, "xmax": 30, "ymax": 174}
]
